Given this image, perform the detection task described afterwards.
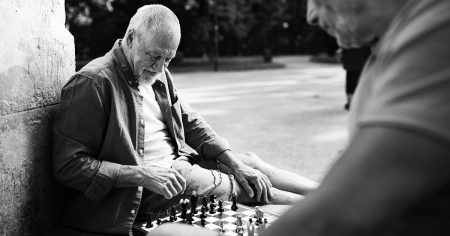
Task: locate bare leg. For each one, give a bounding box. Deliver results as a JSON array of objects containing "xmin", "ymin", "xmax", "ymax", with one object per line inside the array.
[
  {"xmin": 237, "ymin": 152, "xmax": 318, "ymax": 195},
  {"xmin": 195, "ymin": 159, "xmax": 305, "ymax": 204}
]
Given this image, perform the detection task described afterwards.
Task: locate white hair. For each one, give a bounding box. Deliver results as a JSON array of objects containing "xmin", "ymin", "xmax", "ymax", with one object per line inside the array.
[{"xmin": 124, "ymin": 4, "xmax": 180, "ymax": 40}]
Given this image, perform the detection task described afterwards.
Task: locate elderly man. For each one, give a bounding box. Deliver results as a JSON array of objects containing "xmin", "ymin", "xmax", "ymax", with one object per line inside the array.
[
  {"xmin": 153, "ymin": 0, "xmax": 450, "ymax": 235},
  {"xmin": 53, "ymin": 4, "xmax": 316, "ymax": 235}
]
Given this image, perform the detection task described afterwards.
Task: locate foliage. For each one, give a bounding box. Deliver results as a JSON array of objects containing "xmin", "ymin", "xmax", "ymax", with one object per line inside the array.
[{"xmin": 65, "ymin": 0, "xmax": 337, "ymax": 60}]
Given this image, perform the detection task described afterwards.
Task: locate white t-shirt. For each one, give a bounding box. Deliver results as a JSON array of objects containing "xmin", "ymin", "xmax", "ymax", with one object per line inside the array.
[{"xmin": 139, "ymin": 81, "xmax": 176, "ymax": 168}]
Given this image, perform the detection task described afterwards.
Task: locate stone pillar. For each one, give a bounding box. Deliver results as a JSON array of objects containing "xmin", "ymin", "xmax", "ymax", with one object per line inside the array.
[{"xmin": 0, "ymin": 0, "xmax": 75, "ymax": 235}]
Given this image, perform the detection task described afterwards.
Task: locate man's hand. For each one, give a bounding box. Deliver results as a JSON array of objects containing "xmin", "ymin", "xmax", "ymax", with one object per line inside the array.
[
  {"xmin": 233, "ymin": 163, "xmax": 272, "ymax": 203},
  {"xmin": 216, "ymin": 151, "xmax": 273, "ymax": 203},
  {"xmin": 138, "ymin": 164, "xmax": 186, "ymax": 199}
]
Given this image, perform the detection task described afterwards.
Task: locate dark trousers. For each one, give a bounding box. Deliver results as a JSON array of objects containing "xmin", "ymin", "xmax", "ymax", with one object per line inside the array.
[{"xmin": 346, "ymin": 70, "xmax": 362, "ymax": 95}]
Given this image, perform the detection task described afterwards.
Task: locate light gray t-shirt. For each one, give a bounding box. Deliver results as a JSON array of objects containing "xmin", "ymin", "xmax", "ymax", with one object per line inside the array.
[{"xmin": 349, "ymin": 0, "xmax": 450, "ymax": 234}]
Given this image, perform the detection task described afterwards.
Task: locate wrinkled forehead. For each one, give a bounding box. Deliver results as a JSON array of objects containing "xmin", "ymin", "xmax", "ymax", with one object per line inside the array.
[{"xmin": 142, "ymin": 28, "xmax": 180, "ymax": 51}]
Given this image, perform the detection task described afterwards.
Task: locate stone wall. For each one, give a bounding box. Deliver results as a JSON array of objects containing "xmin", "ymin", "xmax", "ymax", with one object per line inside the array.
[{"xmin": 0, "ymin": 0, "xmax": 75, "ymax": 235}]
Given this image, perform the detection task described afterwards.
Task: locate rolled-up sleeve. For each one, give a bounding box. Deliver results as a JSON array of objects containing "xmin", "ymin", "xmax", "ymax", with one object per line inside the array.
[{"xmin": 53, "ymin": 74, "xmax": 118, "ymax": 201}]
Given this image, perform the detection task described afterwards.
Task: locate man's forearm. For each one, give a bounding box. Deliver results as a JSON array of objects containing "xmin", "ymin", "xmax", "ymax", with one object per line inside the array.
[{"xmin": 115, "ymin": 165, "xmax": 144, "ymax": 188}]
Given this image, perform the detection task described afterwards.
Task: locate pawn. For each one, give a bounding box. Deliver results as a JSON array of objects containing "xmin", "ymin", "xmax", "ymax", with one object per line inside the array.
[
  {"xmin": 156, "ymin": 218, "xmax": 161, "ymax": 225},
  {"xmin": 217, "ymin": 200, "xmax": 224, "ymax": 213},
  {"xmin": 200, "ymin": 205, "xmax": 207, "ymax": 219},
  {"xmin": 209, "ymin": 202, "xmax": 216, "ymax": 214},
  {"xmin": 200, "ymin": 218, "xmax": 206, "ymax": 227},
  {"xmin": 235, "ymin": 213, "xmax": 242, "ymax": 226},
  {"xmin": 247, "ymin": 221, "xmax": 255, "ymax": 236}
]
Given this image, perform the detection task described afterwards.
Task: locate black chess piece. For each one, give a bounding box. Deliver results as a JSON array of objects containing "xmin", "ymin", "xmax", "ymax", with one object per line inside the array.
[
  {"xmin": 170, "ymin": 206, "xmax": 177, "ymax": 221},
  {"xmin": 200, "ymin": 205, "xmax": 207, "ymax": 219},
  {"xmin": 156, "ymin": 218, "xmax": 161, "ymax": 225},
  {"xmin": 217, "ymin": 200, "xmax": 224, "ymax": 213},
  {"xmin": 231, "ymin": 194, "xmax": 238, "ymax": 211},
  {"xmin": 202, "ymin": 196, "xmax": 209, "ymax": 211},
  {"xmin": 200, "ymin": 218, "xmax": 206, "ymax": 227},
  {"xmin": 209, "ymin": 194, "xmax": 216, "ymax": 203},
  {"xmin": 180, "ymin": 199, "xmax": 188, "ymax": 220},
  {"xmin": 209, "ymin": 201, "xmax": 216, "ymax": 214},
  {"xmin": 190, "ymin": 191, "xmax": 198, "ymax": 214},
  {"xmin": 145, "ymin": 214, "xmax": 153, "ymax": 228},
  {"xmin": 186, "ymin": 213, "xmax": 193, "ymax": 225}
]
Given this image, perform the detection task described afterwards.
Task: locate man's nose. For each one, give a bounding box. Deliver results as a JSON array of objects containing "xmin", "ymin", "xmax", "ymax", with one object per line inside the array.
[{"xmin": 153, "ymin": 59, "xmax": 165, "ymax": 73}]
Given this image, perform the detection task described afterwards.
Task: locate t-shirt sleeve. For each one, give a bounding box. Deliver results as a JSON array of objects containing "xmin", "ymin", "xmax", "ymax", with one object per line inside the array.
[{"xmin": 359, "ymin": 2, "xmax": 450, "ymax": 144}]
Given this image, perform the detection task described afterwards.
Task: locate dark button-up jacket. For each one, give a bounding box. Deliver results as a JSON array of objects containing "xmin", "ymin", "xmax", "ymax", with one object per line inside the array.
[{"xmin": 52, "ymin": 40, "xmax": 230, "ymax": 235}]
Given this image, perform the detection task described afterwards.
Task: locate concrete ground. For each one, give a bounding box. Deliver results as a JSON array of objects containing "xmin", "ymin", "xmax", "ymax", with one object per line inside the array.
[{"xmin": 172, "ymin": 56, "xmax": 349, "ymax": 183}]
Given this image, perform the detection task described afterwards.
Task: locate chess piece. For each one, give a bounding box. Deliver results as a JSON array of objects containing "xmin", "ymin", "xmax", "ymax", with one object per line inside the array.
[
  {"xmin": 200, "ymin": 218, "xmax": 206, "ymax": 227},
  {"xmin": 231, "ymin": 193, "xmax": 238, "ymax": 211},
  {"xmin": 170, "ymin": 206, "xmax": 177, "ymax": 221},
  {"xmin": 235, "ymin": 213, "xmax": 242, "ymax": 226},
  {"xmin": 255, "ymin": 206, "xmax": 264, "ymax": 224},
  {"xmin": 219, "ymin": 220, "xmax": 225, "ymax": 232},
  {"xmin": 180, "ymin": 199, "xmax": 189, "ymax": 220},
  {"xmin": 156, "ymin": 218, "xmax": 161, "ymax": 225},
  {"xmin": 200, "ymin": 205, "xmax": 207, "ymax": 219},
  {"xmin": 202, "ymin": 196, "xmax": 209, "ymax": 211},
  {"xmin": 190, "ymin": 191, "xmax": 198, "ymax": 214},
  {"xmin": 217, "ymin": 200, "xmax": 224, "ymax": 213},
  {"xmin": 236, "ymin": 225, "xmax": 244, "ymax": 235},
  {"xmin": 209, "ymin": 194, "xmax": 216, "ymax": 203},
  {"xmin": 145, "ymin": 214, "xmax": 153, "ymax": 228},
  {"xmin": 209, "ymin": 201, "xmax": 216, "ymax": 214},
  {"xmin": 186, "ymin": 213, "xmax": 193, "ymax": 225},
  {"xmin": 247, "ymin": 221, "xmax": 255, "ymax": 236}
]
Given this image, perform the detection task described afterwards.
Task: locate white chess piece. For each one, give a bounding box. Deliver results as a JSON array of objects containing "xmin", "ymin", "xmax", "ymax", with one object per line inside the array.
[
  {"xmin": 235, "ymin": 213, "xmax": 242, "ymax": 226},
  {"xmin": 247, "ymin": 221, "xmax": 255, "ymax": 236}
]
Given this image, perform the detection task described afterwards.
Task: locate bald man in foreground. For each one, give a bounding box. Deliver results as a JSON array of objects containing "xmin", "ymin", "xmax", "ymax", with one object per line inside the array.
[
  {"xmin": 52, "ymin": 4, "xmax": 316, "ymax": 235},
  {"xmin": 153, "ymin": 0, "xmax": 450, "ymax": 235}
]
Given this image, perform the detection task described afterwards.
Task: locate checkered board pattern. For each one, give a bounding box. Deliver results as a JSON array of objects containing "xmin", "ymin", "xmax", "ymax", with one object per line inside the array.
[{"xmin": 138, "ymin": 201, "xmax": 278, "ymax": 235}]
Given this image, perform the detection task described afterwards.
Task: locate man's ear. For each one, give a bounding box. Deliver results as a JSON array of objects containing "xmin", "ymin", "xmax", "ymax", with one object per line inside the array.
[{"xmin": 126, "ymin": 29, "xmax": 135, "ymax": 47}]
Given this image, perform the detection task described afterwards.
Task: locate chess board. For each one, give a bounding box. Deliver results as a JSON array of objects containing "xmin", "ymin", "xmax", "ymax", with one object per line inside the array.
[{"xmin": 135, "ymin": 201, "xmax": 278, "ymax": 236}]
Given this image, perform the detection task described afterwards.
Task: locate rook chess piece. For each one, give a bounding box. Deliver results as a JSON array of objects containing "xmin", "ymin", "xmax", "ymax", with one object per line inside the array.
[{"xmin": 231, "ymin": 193, "xmax": 238, "ymax": 211}]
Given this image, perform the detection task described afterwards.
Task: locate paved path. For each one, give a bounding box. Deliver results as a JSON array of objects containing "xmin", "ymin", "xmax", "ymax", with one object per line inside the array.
[{"xmin": 172, "ymin": 56, "xmax": 348, "ymax": 182}]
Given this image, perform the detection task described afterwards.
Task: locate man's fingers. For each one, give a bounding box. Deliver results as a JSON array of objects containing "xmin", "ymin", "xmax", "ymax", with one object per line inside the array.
[
  {"xmin": 262, "ymin": 176, "xmax": 273, "ymax": 199},
  {"xmin": 254, "ymin": 179, "xmax": 263, "ymax": 202},
  {"xmin": 171, "ymin": 168, "xmax": 186, "ymax": 194},
  {"xmin": 161, "ymin": 187, "xmax": 173, "ymax": 199},
  {"xmin": 237, "ymin": 176, "xmax": 254, "ymax": 198}
]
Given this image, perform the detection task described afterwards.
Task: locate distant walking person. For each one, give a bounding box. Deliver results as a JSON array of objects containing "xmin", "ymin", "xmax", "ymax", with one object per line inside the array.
[{"xmin": 341, "ymin": 47, "xmax": 371, "ymax": 110}]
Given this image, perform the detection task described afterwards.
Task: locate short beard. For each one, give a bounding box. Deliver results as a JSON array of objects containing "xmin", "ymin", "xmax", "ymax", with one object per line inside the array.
[{"xmin": 137, "ymin": 71, "xmax": 158, "ymax": 85}]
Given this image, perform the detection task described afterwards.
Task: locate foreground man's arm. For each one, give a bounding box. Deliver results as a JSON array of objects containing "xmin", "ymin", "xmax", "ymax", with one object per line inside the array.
[
  {"xmin": 261, "ymin": 125, "xmax": 450, "ymax": 236},
  {"xmin": 151, "ymin": 126, "xmax": 450, "ymax": 236}
]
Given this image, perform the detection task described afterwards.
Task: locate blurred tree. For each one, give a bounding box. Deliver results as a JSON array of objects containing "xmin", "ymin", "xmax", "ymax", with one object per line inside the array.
[{"xmin": 65, "ymin": 0, "xmax": 337, "ymax": 62}]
